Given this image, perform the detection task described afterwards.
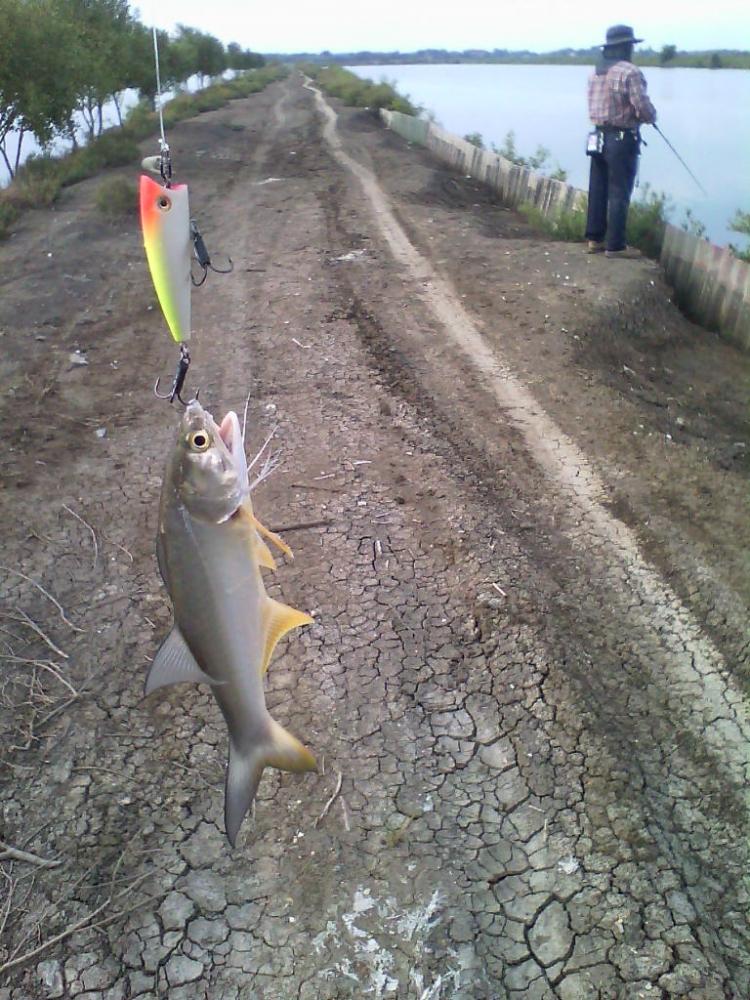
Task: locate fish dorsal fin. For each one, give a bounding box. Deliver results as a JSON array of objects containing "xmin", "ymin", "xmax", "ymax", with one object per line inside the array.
[
  {"xmin": 250, "ymin": 513, "xmax": 294, "ymax": 561},
  {"xmin": 260, "ymin": 598, "xmax": 313, "ymax": 675},
  {"xmin": 145, "ymin": 626, "xmax": 222, "ymax": 695}
]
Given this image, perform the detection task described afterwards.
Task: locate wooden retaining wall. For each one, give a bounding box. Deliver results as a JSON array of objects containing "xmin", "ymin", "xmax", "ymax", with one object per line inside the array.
[{"xmin": 382, "ymin": 109, "xmax": 750, "ymax": 350}]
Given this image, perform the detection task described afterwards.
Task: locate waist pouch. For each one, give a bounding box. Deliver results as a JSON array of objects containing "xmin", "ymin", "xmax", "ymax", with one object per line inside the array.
[{"xmin": 586, "ymin": 130, "xmax": 604, "ymax": 155}]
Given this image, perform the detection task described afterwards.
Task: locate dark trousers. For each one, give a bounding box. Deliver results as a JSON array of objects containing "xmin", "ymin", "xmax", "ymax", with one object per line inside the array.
[{"xmin": 585, "ymin": 130, "xmax": 639, "ymax": 251}]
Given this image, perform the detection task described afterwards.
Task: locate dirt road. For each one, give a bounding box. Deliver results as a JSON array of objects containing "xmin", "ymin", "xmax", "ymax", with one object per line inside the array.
[{"xmin": 1, "ymin": 74, "xmax": 749, "ymax": 999}]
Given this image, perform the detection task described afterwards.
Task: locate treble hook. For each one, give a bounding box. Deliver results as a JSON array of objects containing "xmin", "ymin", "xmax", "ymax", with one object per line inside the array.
[
  {"xmin": 191, "ymin": 219, "xmax": 233, "ymax": 286},
  {"xmin": 154, "ymin": 343, "xmax": 198, "ymax": 406}
]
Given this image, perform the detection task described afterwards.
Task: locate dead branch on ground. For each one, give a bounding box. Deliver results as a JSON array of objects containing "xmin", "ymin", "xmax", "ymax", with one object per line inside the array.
[{"xmin": 0, "ymin": 567, "xmax": 84, "ymax": 633}]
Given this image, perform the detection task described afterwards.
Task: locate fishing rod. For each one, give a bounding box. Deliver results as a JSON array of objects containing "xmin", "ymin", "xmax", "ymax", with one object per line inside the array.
[{"xmin": 652, "ymin": 124, "xmax": 708, "ymax": 197}]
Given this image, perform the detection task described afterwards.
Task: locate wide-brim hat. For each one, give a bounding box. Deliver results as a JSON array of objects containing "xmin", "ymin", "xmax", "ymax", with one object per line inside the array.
[{"xmin": 602, "ymin": 24, "xmax": 644, "ymax": 47}]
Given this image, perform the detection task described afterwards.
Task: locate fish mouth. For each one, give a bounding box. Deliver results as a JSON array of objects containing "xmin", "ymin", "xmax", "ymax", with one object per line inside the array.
[
  {"xmin": 218, "ymin": 411, "xmax": 241, "ymax": 459},
  {"xmin": 218, "ymin": 411, "xmax": 249, "ymax": 495}
]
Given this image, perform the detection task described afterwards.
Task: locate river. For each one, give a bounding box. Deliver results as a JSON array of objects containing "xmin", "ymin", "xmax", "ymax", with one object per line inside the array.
[{"xmin": 349, "ymin": 64, "xmax": 750, "ymax": 249}]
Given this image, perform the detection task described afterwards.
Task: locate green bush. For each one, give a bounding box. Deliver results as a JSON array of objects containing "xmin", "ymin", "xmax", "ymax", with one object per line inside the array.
[
  {"xmin": 121, "ymin": 101, "xmax": 158, "ymax": 140},
  {"xmin": 10, "ymin": 157, "xmax": 63, "ymax": 207},
  {"xmin": 59, "ymin": 146, "xmax": 102, "ymax": 185},
  {"xmin": 520, "ymin": 183, "xmax": 670, "ymax": 258},
  {"xmin": 493, "ymin": 130, "xmax": 568, "ymax": 180},
  {"xmin": 308, "ymin": 66, "xmax": 418, "ymax": 115},
  {"xmin": 95, "ymin": 176, "xmax": 138, "ymax": 218},
  {"xmin": 0, "ymin": 199, "xmax": 21, "ymax": 239},
  {"xmin": 728, "ymin": 209, "xmax": 750, "ymax": 261},
  {"xmin": 464, "ymin": 132, "xmax": 484, "ymax": 148},
  {"xmin": 92, "ymin": 129, "xmax": 140, "ymax": 167},
  {"xmin": 194, "ymin": 84, "xmax": 235, "ymax": 112},
  {"xmin": 519, "ymin": 202, "xmax": 587, "ymax": 241},
  {"xmin": 626, "ymin": 185, "xmax": 669, "ymax": 258}
]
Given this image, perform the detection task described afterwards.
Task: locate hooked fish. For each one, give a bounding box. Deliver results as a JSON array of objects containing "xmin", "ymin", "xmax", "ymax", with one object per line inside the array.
[
  {"xmin": 139, "ymin": 175, "xmax": 191, "ymax": 343},
  {"xmin": 148, "ymin": 400, "xmax": 316, "ymax": 844}
]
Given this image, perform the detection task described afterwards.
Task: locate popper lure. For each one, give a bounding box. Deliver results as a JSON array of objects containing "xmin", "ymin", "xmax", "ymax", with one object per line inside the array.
[
  {"xmin": 139, "ymin": 29, "xmax": 192, "ymax": 348},
  {"xmin": 140, "ymin": 174, "xmax": 192, "ymax": 345}
]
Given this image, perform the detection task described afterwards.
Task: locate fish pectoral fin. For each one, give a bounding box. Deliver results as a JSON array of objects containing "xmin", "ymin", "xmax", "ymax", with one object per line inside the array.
[
  {"xmin": 232, "ymin": 506, "xmax": 277, "ymax": 570},
  {"xmin": 224, "ymin": 725, "xmax": 316, "ymax": 846},
  {"xmin": 145, "ymin": 626, "xmax": 222, "ymax": 696},
  {"xmin": 255, "ymin": 533, "xmax": 277, "ymax": 571},
  {"xmin": 260, "ymin": 598, "xmax": 313, "ymax": 675},
  {"xmin": 250, "ymin": 514, "xmax": 294, "ymax": 561}
]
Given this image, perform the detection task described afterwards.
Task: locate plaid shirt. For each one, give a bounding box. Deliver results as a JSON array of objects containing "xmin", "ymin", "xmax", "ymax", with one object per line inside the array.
[{"xmin": 588, "ymin": 61, "xmax": 657, "ymax": 127}]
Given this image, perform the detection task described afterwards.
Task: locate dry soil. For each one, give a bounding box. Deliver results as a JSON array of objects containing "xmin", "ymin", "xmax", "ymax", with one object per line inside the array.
[{"xmin": 0, "ymin": 74, "xmax": 749, "ymax": 1000}]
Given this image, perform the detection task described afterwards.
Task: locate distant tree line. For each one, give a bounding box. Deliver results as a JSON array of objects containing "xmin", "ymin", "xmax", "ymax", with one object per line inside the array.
[
  {"xmin": 0, "ymin": 0, "xmax": 264, "ymax": 177},
  {"xmin": 277, "ymin": 47, "xmax": 750, "ymax": 70}
]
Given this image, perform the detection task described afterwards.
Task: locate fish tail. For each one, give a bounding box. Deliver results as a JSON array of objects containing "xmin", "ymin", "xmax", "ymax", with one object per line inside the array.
[
  {"xmin": 224, "ymin": 724, "xmax": 317, "ymax": 846},
  {"xmin": 266, "ymin": 718, "xmax": 317, "ymax": 773}
]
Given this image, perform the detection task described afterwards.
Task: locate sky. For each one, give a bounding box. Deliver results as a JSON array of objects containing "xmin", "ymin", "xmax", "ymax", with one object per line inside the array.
[{"xmin": 133, "ymin": 0, "xmax": 750, "ymax": 54}]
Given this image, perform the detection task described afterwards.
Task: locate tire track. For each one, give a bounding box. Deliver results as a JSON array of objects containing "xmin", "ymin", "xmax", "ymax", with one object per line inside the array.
[{"xmin": 308, "ymin": 80, "xmax": 750, "ymax": 798}]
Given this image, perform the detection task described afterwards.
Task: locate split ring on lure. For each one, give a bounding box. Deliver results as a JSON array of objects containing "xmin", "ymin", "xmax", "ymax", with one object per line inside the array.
[{"xmin": 139, "ymin": 175, "xmax": 191, "ymax": 344}]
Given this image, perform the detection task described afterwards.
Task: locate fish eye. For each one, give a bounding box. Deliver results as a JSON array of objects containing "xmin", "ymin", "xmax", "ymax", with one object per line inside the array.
[
  {"xmin": 187, "ymin": 430, "xmax": 210, "ymax": 452},
  {"xmin": 156, "ymin": 195, "xmax": 171, "ymax": 212}
]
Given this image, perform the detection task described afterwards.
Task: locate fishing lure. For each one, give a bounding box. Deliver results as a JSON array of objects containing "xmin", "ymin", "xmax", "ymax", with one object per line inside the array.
[
  {"xmin": 140, "ymin": 174, "xmax": 192, "ymax": 345},
  {"xmin": 139, "ymin": 30, "xmax": 232, "ymax": 385}
]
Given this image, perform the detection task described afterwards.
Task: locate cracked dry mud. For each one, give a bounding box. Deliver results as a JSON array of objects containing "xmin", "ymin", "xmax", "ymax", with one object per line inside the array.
[{"xmin": 1, "ymin": 75, "xmax": 749, "ymax": 999}]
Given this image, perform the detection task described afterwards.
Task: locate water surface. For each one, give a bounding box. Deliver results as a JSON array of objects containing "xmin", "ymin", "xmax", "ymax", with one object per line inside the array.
[{"xmin": 351, "ymin": 63, "xmax": 750, "ymax": 248}]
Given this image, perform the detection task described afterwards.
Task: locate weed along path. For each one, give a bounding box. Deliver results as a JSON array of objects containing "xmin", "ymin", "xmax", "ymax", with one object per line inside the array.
[{"xmin": 0, "ymin": 74, "xmax": 749, "ymax": 999}]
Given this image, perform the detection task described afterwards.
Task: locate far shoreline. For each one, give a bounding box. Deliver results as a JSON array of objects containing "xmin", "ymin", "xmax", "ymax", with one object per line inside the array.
[{"xmin": 274, "ymin": 51, "xmax": 750, "ymax": 71}]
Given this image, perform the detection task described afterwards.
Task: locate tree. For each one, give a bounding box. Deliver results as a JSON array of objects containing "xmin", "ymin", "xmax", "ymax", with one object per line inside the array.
[
  {"xmin": 171, "ymin": 26, "xmax": 226, "ymax": 84},
  {"xmin": 0, "ymin": 0, "xmax": 82, "ymax": 176},
  {"xmin": 193, "ymin": 31, "xmax": 226, "ymax": 81},
  {"xmin": 659, "ymin": 44, "xmax": 677, "ymax": 65},
  {"xmin": 64, "ymin": 0, "xmax": 134, "ymax": 138},
  {"xmin": 125, "ymin": 24, "xmax": 172, "ymax": 108}
]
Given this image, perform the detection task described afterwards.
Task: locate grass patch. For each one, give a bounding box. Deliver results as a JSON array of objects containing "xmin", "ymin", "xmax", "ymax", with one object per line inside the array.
[
  {"xmin": 520, "ymin": 201, "xmax": 587, "ymax": 241},
  {"xmin": 304, "ymin": 65, "xmax": 417, "ymax": 115},
  {"xmin": 626, "ymin": 186, "xmax": 669, "ymax": 259},
  {"xmin": 519, "ymin": 184, "xmax": 670, "ymax": 258},
  {"xmin": 95, "ymin": 177, "xmax": 138, "ymax": 219},
  {"xmin": 0, "ymin": 200, "xmax": 21, "ymax": 239}
]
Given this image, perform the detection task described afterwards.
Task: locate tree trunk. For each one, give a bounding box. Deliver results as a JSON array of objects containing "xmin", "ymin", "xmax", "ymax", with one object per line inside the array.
[
  {"xmin": 0, "ymin": 142, "xmax": 14, "ymax": 179},
  {"xmin": 83, "ymin": 98, "xmax": 95, "ymax": 142},
  {"xmin": 12, "ymin": 128, "xmax": 25, "ymax": 177},
  {"xmin": 113, "ymin": 93, "xmax": 123, "ymax": 128}
]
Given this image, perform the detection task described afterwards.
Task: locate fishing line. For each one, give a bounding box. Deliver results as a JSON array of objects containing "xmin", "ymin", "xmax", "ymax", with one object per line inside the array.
[
  {"xmin": 152, "ymin": 27, "xmax": 171, "ymax": 185},
  {"xmin": 652, "ymin": 124, "xmax": 708, "ymax": 197}
]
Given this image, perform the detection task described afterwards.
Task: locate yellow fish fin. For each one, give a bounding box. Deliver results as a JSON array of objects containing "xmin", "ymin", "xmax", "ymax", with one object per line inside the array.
[
  {"xmin": 233, "ymin": 505, "xmax": 277, "ymax": 570},
  {"xmin": 260, "ymin": 598, "xmax": 313, "ymax": 675},
  {"xmin": 250, "ymin": 513, "xmax": 294, "ymax": 561},
  {"xmin": 255, "ymin": 534, "xmax": 277, "ymax": 571},
  {"xmin": 266, "ymin": 718, "xmax": 317, "ymax": 772},
  {"xmin": 225, "ymin": 725, "xmax": 316, "ymax": 845}
]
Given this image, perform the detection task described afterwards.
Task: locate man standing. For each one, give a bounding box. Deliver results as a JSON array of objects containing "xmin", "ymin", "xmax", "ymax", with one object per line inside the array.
[{"xmin": 585, "ymin": 25, "xmax": 657, "ymax": 258}]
